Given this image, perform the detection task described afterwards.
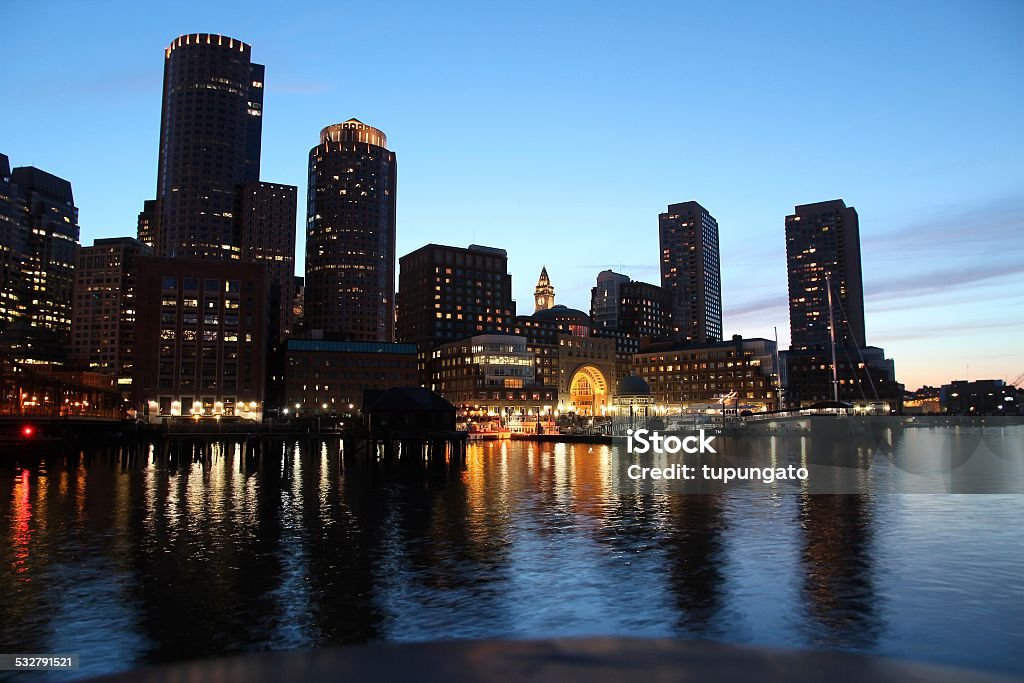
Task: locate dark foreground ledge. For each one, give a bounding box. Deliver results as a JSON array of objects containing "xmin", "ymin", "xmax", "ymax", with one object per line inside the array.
[{"xmin": 86, "ymin": 638, "xmax": 1014, "ymax": 683}]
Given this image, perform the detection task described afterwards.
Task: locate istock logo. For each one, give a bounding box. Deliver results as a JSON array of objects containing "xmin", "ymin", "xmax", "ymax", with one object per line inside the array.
[{"xmin": 626, "ymin": 428, "xmax": 717, "ymax": 454}]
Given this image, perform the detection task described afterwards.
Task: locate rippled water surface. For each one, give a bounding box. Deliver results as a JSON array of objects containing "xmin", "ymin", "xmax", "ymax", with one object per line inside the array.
[{"xmin": 1, "ymin": 430, "xmax": 1023, "ymax": 679}]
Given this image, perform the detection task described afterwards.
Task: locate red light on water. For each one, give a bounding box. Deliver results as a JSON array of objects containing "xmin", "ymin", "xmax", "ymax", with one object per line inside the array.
[{"xmin": 21, "ymin": 425, "xmax": 34, "ymax": 438}]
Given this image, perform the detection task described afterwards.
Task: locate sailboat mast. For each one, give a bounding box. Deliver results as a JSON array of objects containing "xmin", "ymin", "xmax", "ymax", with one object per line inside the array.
[{"xmin": 826, "ymin": 272, "xmax": 839, "ymax": 402}]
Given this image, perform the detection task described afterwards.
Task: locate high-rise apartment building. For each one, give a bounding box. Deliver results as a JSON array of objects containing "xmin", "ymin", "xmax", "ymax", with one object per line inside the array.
[
  {"xmin": 148, "ymin": 33, "xmax": 265, "ymax": 260},
  {"xmin": 71, "ymin": 238, "xmax": 152, "ymax": 389},
  {"xmin": 659, "ymin": 201, "xmax": 722, "ymax": 343},
  {"xmin": 0, "ymin": 153, "xmax": 80, "ymax": 342},
  {"xmin": 305, "ymin": 119, "xmax": 396, "ymax": 341},
  {"xmin": 239, "ymin": 181, "xmax": 298, "ymax": 340},
  {"xmin": 397, "ymin": 243, "xmax": 515, "ymax": 383},
  {"xmin": 785, "ymin": 199, "xmax": 865, "ymax": 351}
]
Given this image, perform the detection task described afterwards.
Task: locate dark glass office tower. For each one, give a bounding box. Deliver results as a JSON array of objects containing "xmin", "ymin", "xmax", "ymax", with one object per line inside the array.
[
  {"xmin": 785, "ymin": 199, "xmax": 865, "ymax": 351},
  {"xmin": 305, "ymin": 119, "xmax": 396, "ymax": 341},
  {"xmin": 154, "ymin": 33, "xmax": 264, "ymax": 259},
  {"xmin": 659, "ymin": 200, "xmax": 723, "ymax": 343},
  {"xmin": 0, "ymin": 157, "xmax": 80, "ymax": 342}
]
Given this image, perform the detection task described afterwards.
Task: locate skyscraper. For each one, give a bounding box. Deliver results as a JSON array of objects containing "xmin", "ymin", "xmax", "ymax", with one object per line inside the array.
[
  {"xmin": 534, "ymin": 267, "xmax": 555, "ymax": 312},
  {"xmin": 0, "ymin": 153, "xmax": 80, "ymax": 342},
  {"xmin": 659, "ymin": 201, "xmax": 722, "ymax": 343},
  {"xmin": 150, "ymin": 33, "xmax": 265, "ymax": 260},
  {"xmin": 785, "ymin": 199, "xmax": 865, "ymax": 351},
  {"xmin": 781, "ymin": 200, "xmax": 901, "ymax": 409},
  {"xmin": 305, "ymin": 119, "xmax": 397, "ymax": 341}
]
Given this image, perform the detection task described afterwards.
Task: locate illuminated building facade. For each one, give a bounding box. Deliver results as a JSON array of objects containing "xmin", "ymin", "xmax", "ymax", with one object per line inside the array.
[
  {"xmin": 940, "ymin": 379, "xmax": 1018, "ymax": 416},
  {"xmin": 433, "ymin": 335, "xmax": 557, "ymax": 415},
  {"xmin": 240, "ymin": 181, "xmax": 298, "ymax": 340},
  {"xmin": 71, "ymin": 238, "xmax": 152, "ymax": 391},
  {"xmin": 659, "ymin": 201, "xmax": 722, "ymax": 343},
  {"xmin": 305, "ymin": 119, "xmax": 396, "ymax": 341},
  {"xmin": 275, "ymin": 337, "xmax": 417, "ymax": 415},
  {"xmin": 781, "ymin": 347, "xmax": 902, "ymax": 411},
  {"xmin": 785, "ymin": 199, "xmax": 866, "ymax": 351},
  {"xmin": 558, "ymin": 334, "xmax": 616, "ymax": 416},
  {"xmin": 590, "ymin": 270, "xmax": 630, "ymax": 329},
  {"xmin": 0, "ymin": 154, "xmax": 80, "ymax": 343},
  {"xmin": 133, "ymin": 257, "xmax": 268, "ymax": 421},
  {"xmin": 0, "ymin": 154, "xmax": 24, "ymax": 327},
  {"xmin": 511, "ymin": 315, "xmax": 565, "ymax": 389},
  {"xmin": 633, "ymin": 335, "xmax": 780, "ymax": 413},
  {"xmin": 397, "ymin": 243, "xmax": 515, "ymax": 384},
  {"xmin": 590, "ymin": 270, "xmax": 670, "ymax": 340},
  {"xmin": 148, "ymin": 33, "xmax": 265, "ymax": 260},
  {"xmin": 534, "ymin": 266, "xmax": 555, "ymax": 312},
  {"xmin": 783, "ymin": 200, "xmax": 900, "ymax": 410},
  {"xmin": 137, "ymin": 199, "xmax": 157, "ymax": 250},
  {"xmin": 532, "ymin": 304, "xmax": 591, "ymax": 338}
]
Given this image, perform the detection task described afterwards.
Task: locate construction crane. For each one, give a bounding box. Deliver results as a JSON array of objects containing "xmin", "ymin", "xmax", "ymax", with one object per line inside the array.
[{"xmin": 1010, "ymin": 372, "xmax": 1024, "ymax": 388}]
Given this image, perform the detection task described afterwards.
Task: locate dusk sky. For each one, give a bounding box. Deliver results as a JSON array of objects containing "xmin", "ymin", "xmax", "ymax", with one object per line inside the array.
[{"xmin": 4, "ymin": 1, "xmax": 1022, "ymax": 390}]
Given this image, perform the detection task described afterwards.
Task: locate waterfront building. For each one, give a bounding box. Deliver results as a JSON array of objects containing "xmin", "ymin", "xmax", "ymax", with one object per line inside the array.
[
  {"xmin": 785, "ymin": 199, "xmax": 865, "ymax": 351},
  {"xmin": 0, "ymin": 354, "xmax": 122, "ymax": 418},
  {"xmin": 273, "ymin": 335, "xmax": 417, "ymax": 417},
  {"xmin": 611, "ymin": 375, "xmax": 655, "ymax": 429},
  {"xmin": 397, "ymin": 243, "xmax": 515, "ymax": 383},
  {"xmin": 133, "ymin": 257, "xmax": 268, "ymax": 421},
  {"xmin": 522, "ymin": 306, "xmax": 617, "ymax": 416},
  {"xmin": 146, "ymin": 33, "xmax": 265, "ymax": 260},
  {"xmin": 433, "ymin": 334, "xmax": 558, "ymax": 420},
  {"xmin": 510, "ymin": 315, "xmax": 565, "ymax": 389},
  {"xmin": 940, "ymin": 379, "xmax": 1018, "ymax": 415},
  {"xmin": 557, "ymin": 333, "xmax": 617, "ymax": 416},
  {"xmin": 71, "ymin": 238, "xmax": 152, "ymax": 393},
  {"xmin": 780, "ymin": 346, "xmax": 902, "ymax": 411},
  {"xmin": 633, "ymin": 335, "xmax": 780, "ymax": 413},
  {"xmin": 782, "ymin": 199, "xmax": 900, "ymax": 410},
  {"xmin": 903, "ymin": 386, "xmax": 942, "ymax": 414},
  {"xmin": 591, "ymin": 326, "xmax": 643, "ymax": 386},
  {"xmin": 239, "ymin": 181, "xmax": 298, "ymax": 340},
  {"xmin": 534, "ymin": 267, "xmax": 555, "ymax": 312},
  {"xmin": 0, "ymin": 153, "xmax": 80, "ymax": 344},
  {"xmin": 305, "ymin": 119, "xmax": 397, "ymax": 341},
  {"xmin": 659, "ymin": 201, "xmax": 722, "ymax": 343}
]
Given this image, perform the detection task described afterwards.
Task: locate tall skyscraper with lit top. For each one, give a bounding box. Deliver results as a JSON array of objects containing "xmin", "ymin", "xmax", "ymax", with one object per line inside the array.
[
  {"xmin": 147, "ymin": 33, "xmax": 265, "ymax": 260},
  {"xmin": 659, "ymin": 200, "xmax": 722, "ymax": 343},
  {"xmin": 305, "ymin": 119, "xmax": 397, "ymax": 342}
]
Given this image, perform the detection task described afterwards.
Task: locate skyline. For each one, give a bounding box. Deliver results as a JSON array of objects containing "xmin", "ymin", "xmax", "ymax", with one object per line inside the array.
[{"xmin": 4, "ymin": 1, "xmax": 1023, "ymax": 390}]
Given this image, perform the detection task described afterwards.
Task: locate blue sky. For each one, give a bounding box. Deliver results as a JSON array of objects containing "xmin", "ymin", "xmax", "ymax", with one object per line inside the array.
[{"xmin": 4, "ymin": 1, "xmax": 1023, "ymax": 389}]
